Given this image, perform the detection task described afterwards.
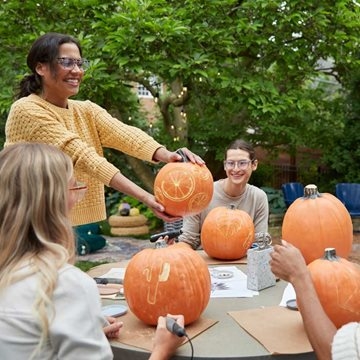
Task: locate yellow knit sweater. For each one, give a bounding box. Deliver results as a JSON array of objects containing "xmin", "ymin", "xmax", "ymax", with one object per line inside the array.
[{"xmin": 5, "ymin": 94, "xmax": 163, "ymax": 225}]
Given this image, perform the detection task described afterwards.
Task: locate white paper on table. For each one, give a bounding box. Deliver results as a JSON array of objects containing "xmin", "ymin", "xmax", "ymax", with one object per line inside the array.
[
  {"xmin": 209, "ymin": 266, "xmax": 259, "ymax": 298},
  {"xmin": 279, "ymin": 283, "xmax": 296, "ymax": 307},
  {"xmin": 98, "ymin": 268, "xmax": 126, "ymax": 281}
]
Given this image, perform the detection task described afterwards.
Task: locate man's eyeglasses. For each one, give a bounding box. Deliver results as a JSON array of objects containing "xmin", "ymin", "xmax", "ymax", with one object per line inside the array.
[
  {"xmin": 57, "ymin": 57, "xmax": 90, "ymax": 71},
  {"xmin": 69, "ymin": 181, "xmax": 88, "ymax": 203},
  {"xmin": 224, "ymin": 160, "xmax": 253, "ymax": 170}
]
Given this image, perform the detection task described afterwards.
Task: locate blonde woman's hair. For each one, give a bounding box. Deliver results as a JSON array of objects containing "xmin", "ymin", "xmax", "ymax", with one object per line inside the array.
[{"xmin": 0, "ymin": 142, "xmax": 76, "ymax": 357}]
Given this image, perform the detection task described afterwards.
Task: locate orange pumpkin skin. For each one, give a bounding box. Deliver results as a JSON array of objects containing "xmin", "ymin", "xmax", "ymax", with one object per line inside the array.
[
  {"xmin": 123, "ymin": 242, "xmax": 211, "ymax": 325},
  {"xmin": 282, "ymin": 184, "xmax": 353, "ymax": 264},
  {"xmin": 308, "ymin": 248, "xmax": 360, "ymax": 329},
  {"xmin": 154, "ymin": 162, "xmax": 214, "ymax": 216},
  {"xmin": 201, "ymin": 206, "xmax": 255, "ymax": 260}
]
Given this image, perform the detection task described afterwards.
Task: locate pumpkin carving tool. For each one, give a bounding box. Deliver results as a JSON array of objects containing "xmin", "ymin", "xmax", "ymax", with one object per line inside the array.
[
  {"xmin": 94, "ymin": 277, "xmax": 123, "ymax": 285},
  {"xmin": 149, "ymin": 229, "xmax": 183, "ymax": 242},
  {"xmin": 165, "ymin": 317, "xmax": 187, "ymax": 337}
]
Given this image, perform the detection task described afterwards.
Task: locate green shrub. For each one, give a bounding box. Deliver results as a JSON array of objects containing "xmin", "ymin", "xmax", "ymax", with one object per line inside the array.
[
  {"xmin": 75, "ymin": 260, "xmax": 109, "ymax": 272},
  {"xmin": 261, "ymin": 186, "xmax": 286, "ymax": 215}
]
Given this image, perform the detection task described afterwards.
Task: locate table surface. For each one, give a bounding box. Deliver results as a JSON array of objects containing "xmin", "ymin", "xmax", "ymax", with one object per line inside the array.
[{"xmin": 88, "ymin": 259, "xmax": 316, "ymax": 360}]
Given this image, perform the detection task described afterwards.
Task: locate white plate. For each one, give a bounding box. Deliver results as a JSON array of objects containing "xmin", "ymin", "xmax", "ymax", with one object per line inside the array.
[{"xmin": 101, "ymin": 304, "xmax": 128, "ymax": 317}]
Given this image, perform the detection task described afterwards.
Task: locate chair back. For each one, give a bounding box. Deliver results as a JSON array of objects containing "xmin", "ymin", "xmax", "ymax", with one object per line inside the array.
[
  {"xmin": 335, "ymin": 183, "xmax": 360, "ymax": 217},
  {"xmin": 281, "ymin": 182, "xmax": 304, "ymax": 208}
]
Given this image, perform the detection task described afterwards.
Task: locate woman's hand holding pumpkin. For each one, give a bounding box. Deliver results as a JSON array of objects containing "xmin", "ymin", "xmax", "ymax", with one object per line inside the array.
[
  {"xmin": 153, "ymin": 147, "xmax": 205, "ymax": 165},
  {"xmin": 136, "ymin": 192, "xmax": 182, "ymax": 223}
]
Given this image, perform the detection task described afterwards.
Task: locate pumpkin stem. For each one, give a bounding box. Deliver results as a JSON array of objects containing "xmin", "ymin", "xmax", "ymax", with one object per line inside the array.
[
  {"xmin": 304, "ymin": 184, "xmax": 321, "ymax": 199},
  {"xmin": 322, "ymin": 247, "xmax": 339, "ymax": 261},
  {"xmin": 229, "ymin": 204, "xmax": 236, "ymax": 210}
]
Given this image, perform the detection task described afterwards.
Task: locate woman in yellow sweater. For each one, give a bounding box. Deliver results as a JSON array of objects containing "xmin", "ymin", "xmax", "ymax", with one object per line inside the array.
[{"xmin": 5, "ymin": 32, "xmax": 204, "ymax": 226}]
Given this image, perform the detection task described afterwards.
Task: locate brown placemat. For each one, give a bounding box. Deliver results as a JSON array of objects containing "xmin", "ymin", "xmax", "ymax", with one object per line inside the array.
[
  {"xmin": 228, "ymin": 306, "xmax": 313, "ymax": 355},
  {"xmin": 111, "ymin": 310, "xmax": 218, "ymax": 351}
]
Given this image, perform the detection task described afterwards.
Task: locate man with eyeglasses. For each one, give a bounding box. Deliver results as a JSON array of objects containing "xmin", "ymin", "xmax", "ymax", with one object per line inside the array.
[
  {"xmin": 5, "ymin": 32, "xmax": 204, "ymax": 227},
  {"xmin": 178, "ymin": 139, "xmax": 269, "ymax": 250}
]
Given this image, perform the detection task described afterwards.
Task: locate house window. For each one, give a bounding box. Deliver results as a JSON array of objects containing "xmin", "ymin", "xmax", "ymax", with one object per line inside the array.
[
  {"xmin": 137, "ymin": 76, "xmax": 161, "ymax": 98},
  {"xmin": 137, "ymin": 84, "xmax": 152, "ymax": 98}
]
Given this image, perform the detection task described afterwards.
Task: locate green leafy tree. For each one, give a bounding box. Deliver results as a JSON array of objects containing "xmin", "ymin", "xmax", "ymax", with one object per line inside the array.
[
  {"xmin": 1, "ymin": 0, "xmax": 359, "ymax": 190},
  {"xmin": 322, "ymin": 69, "xmax": 360, "ymax": 185}
]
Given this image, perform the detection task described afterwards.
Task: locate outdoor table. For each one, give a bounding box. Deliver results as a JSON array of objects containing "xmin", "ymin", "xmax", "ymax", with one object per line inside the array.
[{"xmin": 88, "ymin": 258, "xmax": 316, "ymax": 360}]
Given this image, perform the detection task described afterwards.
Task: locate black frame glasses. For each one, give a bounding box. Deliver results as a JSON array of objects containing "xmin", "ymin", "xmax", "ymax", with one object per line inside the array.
[{"xmin": 56, "ymin": 57, "xmax": 90, "ymax": 71}]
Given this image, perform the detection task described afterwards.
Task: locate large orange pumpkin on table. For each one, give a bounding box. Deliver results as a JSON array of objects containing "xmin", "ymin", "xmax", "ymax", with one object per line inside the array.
[
  {"xmin": 154, "ymin": 162, "xmax": 214, "ymax": 216},
  {"xmin": 282, "ymin": 184, "xmax": 353, "ymax": 264},
  {"xmin": 307, "ymin": 248, "xmax": 360, "ymax": 328},
  {"xmin": 123, "ymin": 242, "xmax": 211, "ymax": 326},
  {"xmin": 201, "ymin": 205, "xmax": 255, "ymax": 260}
]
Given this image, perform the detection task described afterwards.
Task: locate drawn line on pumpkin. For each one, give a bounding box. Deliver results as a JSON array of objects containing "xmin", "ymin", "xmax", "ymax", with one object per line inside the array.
[
  {"xmin": 188, "ymin": 192, "xmax": 211, "ymax": 212},
  {"xmin": 143, "ymin": 262, "xmax": 171, "ymax": 305},
  {"xmin": 160, "ymin": 171, "xmax": 195, "ymax": 201}
]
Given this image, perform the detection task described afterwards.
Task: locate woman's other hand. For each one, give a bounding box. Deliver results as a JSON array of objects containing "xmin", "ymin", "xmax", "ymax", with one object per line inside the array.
[
  {"xmin": 153, "ymin": 147, "xmax": 205, "ymax": 165},
  {"xmin": 104, "ymin": 317, "xmax": 123, "ymax": 339}
]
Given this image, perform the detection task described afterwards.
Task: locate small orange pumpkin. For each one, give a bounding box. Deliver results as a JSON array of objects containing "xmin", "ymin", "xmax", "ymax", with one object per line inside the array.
[
  {"xmin": 282, "ymin": 184, "xmax": 353, "ymax": 264},
  {"xmin": 123, "ymin": 242, "xmax": 211, "ymax": 325},
  {"xmin": 308, "ymin": 248, "xmax": 360, "ymax": 328},
  {"xmin": 154, "ymin": 162, "xmax": 214, "ymax": 216},
  {"xmin": 201, "ymin": 205, "xmax": 255, "ymax": 260}
]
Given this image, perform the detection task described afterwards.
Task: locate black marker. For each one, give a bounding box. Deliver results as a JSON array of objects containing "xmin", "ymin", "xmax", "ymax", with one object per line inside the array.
[{"xmin": 150, "ymin": 229, "xmax": 183, "ymax": 243}]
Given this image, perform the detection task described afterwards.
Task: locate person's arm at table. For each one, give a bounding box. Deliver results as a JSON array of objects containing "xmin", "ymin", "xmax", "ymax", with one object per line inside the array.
[
  {"xmin": 270, "ymin": 240, "xmax": 337, "ymax": 360},
  {"xmin": 176, "ymin": 213, "xmax": 202, "ymax": 250},
  {"xmin": 149, "ymin": 315, "xmax": 185, "ymax": 360}
]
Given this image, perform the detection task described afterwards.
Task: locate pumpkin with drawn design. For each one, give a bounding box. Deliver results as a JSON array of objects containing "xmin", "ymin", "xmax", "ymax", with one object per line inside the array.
[
  {"xmin": 154, "ymin": 162, "xmax": 214, "ymax": 216},
  {"xmin": 308, "ymin": 248, "xmax": 360, "ymax": 328},
  {"xmin": 123, "ymin": 242, "xmax": 211, "ymax": 325},
  {"xmin": 201, "ymin": 205, "xmax": 255, "ymax": 260}
]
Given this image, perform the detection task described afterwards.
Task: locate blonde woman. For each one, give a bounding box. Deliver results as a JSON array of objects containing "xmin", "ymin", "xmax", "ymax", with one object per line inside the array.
[{"xmin": 0, "ymin": 143, "xmax": 184, "ymax": 359}]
